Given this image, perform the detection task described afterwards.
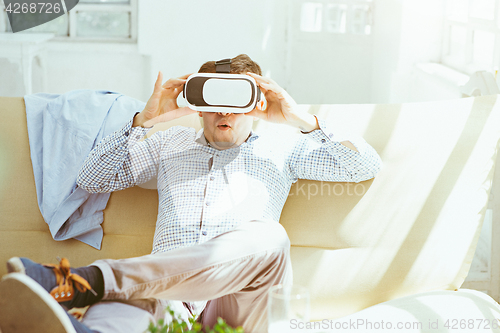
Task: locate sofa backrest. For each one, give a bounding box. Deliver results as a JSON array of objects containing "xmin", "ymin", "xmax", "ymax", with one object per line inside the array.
[
  {"xmin": 1, "ymin": 95, "xmax": 499, "ymax": 321},
  {"xmin": 280, "ymin": 97, "xmax": 500, "ymax": 319}
]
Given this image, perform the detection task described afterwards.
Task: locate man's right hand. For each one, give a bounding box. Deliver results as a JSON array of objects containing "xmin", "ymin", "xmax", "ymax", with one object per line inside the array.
[{"xmin": 133, "ymin": 72, "xmax": 197, "ymax": 127}]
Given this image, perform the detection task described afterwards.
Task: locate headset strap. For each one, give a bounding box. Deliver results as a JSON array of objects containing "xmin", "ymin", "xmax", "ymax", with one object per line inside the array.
[{"xmin": 215, "ymin": 58, "xmax": 231, "ymax": 73}]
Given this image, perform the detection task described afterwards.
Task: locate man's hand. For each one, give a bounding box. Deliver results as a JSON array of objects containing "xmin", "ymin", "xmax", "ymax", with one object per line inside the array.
[
  {"xmin": 245, "ymin": 72, "xmax": 319, "ymax": 132},
  {"xmin": 133, "ymin": 72, "xmax": 197, "ymax": 128}
]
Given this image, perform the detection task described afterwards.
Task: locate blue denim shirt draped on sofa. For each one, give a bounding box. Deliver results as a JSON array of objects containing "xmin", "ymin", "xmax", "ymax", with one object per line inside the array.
[{"xmin": 24, "ymin": 90, "xmax": 145, "ymax": 249}]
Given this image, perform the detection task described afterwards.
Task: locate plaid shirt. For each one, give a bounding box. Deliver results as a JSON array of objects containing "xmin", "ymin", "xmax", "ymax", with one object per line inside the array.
[{"xmin": 77, "ymin": 116, "xmax": 381, "ymax": 254}]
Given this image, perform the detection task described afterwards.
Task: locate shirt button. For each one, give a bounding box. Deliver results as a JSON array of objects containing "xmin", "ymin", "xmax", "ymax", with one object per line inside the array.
[
  {"xmin": 202, "ymin": 231, "xmax": 207, "ymax": 236},
  {"xmin": 206, "ymin": 202, "xmax": 210, "ymax": 206},
  {"xmin": 210, "ymin": 176, "xmax": 215, "ymax": 181},
  {"xmin": 321, "ymin": 138, "xmax": 326, "ymax": 143}
]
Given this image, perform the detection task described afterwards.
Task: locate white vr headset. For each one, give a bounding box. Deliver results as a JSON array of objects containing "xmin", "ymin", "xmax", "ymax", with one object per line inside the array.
[{"xmin": 183, "ymin": 58, "xmax": 261, "ymax": 113}]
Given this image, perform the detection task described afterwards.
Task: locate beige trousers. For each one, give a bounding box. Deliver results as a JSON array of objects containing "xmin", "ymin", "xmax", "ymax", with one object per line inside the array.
[{"xmin": 82, "ymin": 220, "xmax": 292, "ymax": 333}]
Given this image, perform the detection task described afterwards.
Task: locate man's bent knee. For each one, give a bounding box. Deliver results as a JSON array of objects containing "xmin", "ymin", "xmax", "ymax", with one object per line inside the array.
[{"xmin": 242, "ymin": 220, "xmax": 290, "ymax": 251}]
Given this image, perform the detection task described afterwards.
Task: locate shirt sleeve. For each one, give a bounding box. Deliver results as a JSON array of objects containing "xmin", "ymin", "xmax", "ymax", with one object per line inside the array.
[
  {"xmin": 76, "ymin": 116, "xmax": 162, "ymax": 193},
  {"xmin": 287, "ymin": 115, "xmax": 382, "ymax": 183}
]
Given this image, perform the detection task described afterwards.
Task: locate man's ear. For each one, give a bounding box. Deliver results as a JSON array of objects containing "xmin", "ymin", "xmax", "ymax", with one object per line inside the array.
[{"xmin": 256, "ymin": 97, "xmax": 267, "ymax": 111}]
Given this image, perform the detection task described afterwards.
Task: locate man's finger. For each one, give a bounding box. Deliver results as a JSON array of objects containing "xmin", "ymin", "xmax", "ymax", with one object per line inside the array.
[
  {"xmin": 247, "ymin": 72, "xmax": 273, "ymax": 85},
  {"xmin": 244, "ymin": 108, "xmax": 266, "ymax": 119},
  {"xmin": 247, "ymin": 73, "xmax": 282, "ymax": 94},
  {"xmin": 259, "ymin": 82, "xmax": 274, "ymax": 91},
  {"xmin": 162, "ymin": 78, "xmax": 187, "ymax": 89},
  {"xmin": 179, "ymin": 73, "xmax": 193, "ymax": 80},
  {"xmin": 154, "ymin": 71, "xmax": 163, "ymax": 92},
  {"xmin": 246, "ymin": 72, "xmax": 262, "ymax": 79},
  {"xmin": 247, "ymin": 73, "xmax": 266, "ymax": 85},
  {"xmin": 161, "ymin": 73, "xmax": 193, "ymax": 89}
]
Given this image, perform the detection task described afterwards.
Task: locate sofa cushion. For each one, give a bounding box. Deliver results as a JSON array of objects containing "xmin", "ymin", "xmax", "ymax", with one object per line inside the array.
[{"xmin": 321, "ymin": 289, "xmax": 500, "ymax": 332}]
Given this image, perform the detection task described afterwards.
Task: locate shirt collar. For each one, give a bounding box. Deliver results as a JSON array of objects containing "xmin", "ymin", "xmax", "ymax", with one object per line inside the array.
[{"xmin": 195, "ymin": 129, "xmax": 260, "ymax": 148}]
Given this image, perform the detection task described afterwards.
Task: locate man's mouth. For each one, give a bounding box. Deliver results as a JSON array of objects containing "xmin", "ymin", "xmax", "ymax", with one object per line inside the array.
[{"xmin": 217, "ymin": 123, "xmax": 231, "ymax": 130}]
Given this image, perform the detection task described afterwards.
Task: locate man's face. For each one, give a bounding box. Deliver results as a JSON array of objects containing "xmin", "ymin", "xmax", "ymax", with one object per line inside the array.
[{"xmin": 199, "ymin": 111, "xmax": 254, "ymax": 150}]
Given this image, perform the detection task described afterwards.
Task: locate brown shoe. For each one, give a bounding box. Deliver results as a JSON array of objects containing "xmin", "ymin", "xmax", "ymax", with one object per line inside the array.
[{"xmin": 7, "ymin": 257, "xmax": 97, "ymax": 304}]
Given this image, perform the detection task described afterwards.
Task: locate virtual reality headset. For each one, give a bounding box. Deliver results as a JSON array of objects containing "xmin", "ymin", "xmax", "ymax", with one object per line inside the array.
[{"xmin": 183, "ymin": 72, "xmax": 261, "ymax": 113}]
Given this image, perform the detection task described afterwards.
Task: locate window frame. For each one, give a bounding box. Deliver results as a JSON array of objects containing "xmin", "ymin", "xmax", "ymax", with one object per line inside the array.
[
  {"xmin": 442, "ymin": 0, "xmax": 500, "ymax": 75},
  {"xmin": 0, "ymin": 0, "xmax": 137, "ymax": 43},
  {"xmin": 295, "ymin": 0, "xmax": 374, "ymax": 42}
]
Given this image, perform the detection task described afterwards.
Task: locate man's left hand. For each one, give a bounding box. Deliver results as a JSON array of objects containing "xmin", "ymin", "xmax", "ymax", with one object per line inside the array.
[{"xmin": 245, "ymin": 72, "xmax": 319, "ymax": 132}]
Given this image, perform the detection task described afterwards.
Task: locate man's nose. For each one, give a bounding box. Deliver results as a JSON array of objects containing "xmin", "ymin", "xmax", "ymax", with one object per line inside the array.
[{"xmin": 217, "ymin": 112, "xmax": 233, "ymax": 116}]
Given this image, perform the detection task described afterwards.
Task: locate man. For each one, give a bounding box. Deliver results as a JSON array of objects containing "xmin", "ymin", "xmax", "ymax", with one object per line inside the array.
[{"xmin": 0, "ymin": 54, "xmax": 381, "ymax": 333}]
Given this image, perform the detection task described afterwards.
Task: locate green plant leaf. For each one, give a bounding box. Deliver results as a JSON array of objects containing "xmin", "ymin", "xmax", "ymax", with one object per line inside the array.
[{"xmin": 145, "ymin": 306, "xmax": 244, "ymax": 333}]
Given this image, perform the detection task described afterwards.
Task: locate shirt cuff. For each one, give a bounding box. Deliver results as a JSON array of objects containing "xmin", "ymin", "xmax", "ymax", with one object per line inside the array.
[
  {"xmin": 302, "ymin": 115, "xmax": 342, "ymax": 144},
  {"xmin": 130, "ymin": 124, "xmax": 150, "ymax": 145},
  {"xmin": 118, "ymin": 115, "xmax": 150, "ymax": 149}
]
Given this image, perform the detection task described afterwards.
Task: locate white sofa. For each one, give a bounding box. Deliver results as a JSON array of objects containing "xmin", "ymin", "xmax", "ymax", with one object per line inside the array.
[{"xmin": 1, "ymin": 94, "xmax": 500, "ymax": 332}]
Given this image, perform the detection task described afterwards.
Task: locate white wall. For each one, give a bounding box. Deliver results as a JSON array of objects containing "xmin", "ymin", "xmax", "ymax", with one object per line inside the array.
[
  {"xmin": 46, "ymin": 43, "xmax": 151, "ymax": 101},
  {"xmin": 137, "ymin": 0, "xmax": 287, "ymax": 95},
  {"xmin": 0, "ymin": 42, "xmax": 150, "ymax": 100},
  {"xmin": 370, "ymin": 0, "xmax": 402, "ymax": 104},
  {"xmin": 284, "ymin": 0, "xmax": 374, "ymax": 105},
  {"xmin": 371, "ymin": 0, "xmax": 447, "ymax": 103}
]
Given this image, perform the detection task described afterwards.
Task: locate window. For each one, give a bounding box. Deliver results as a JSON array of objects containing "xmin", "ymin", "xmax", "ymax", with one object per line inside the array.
[
  {"xmin": 325, "ymin": 4, "xmax": 347, "ymax": 34},
  {"xmin": 300, "ymin": 2, "xmax": 323, "ymax": 32},
  {"xmin": 443, "ymin": 0, "xmax": 500, "ymax": 74},
  {"xmin": 0, "ymin": 0, "xmax": 137, "ymax": 42},
  {"xmin": 298, "ymin": 0, "xmax": 373, "ymax": 36}
]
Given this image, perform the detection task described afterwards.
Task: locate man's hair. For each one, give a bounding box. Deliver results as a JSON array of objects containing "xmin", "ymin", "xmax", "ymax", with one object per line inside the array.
[{"xmin": 198, "ymin": 54, "xmax": 262, "ymax": 75}]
